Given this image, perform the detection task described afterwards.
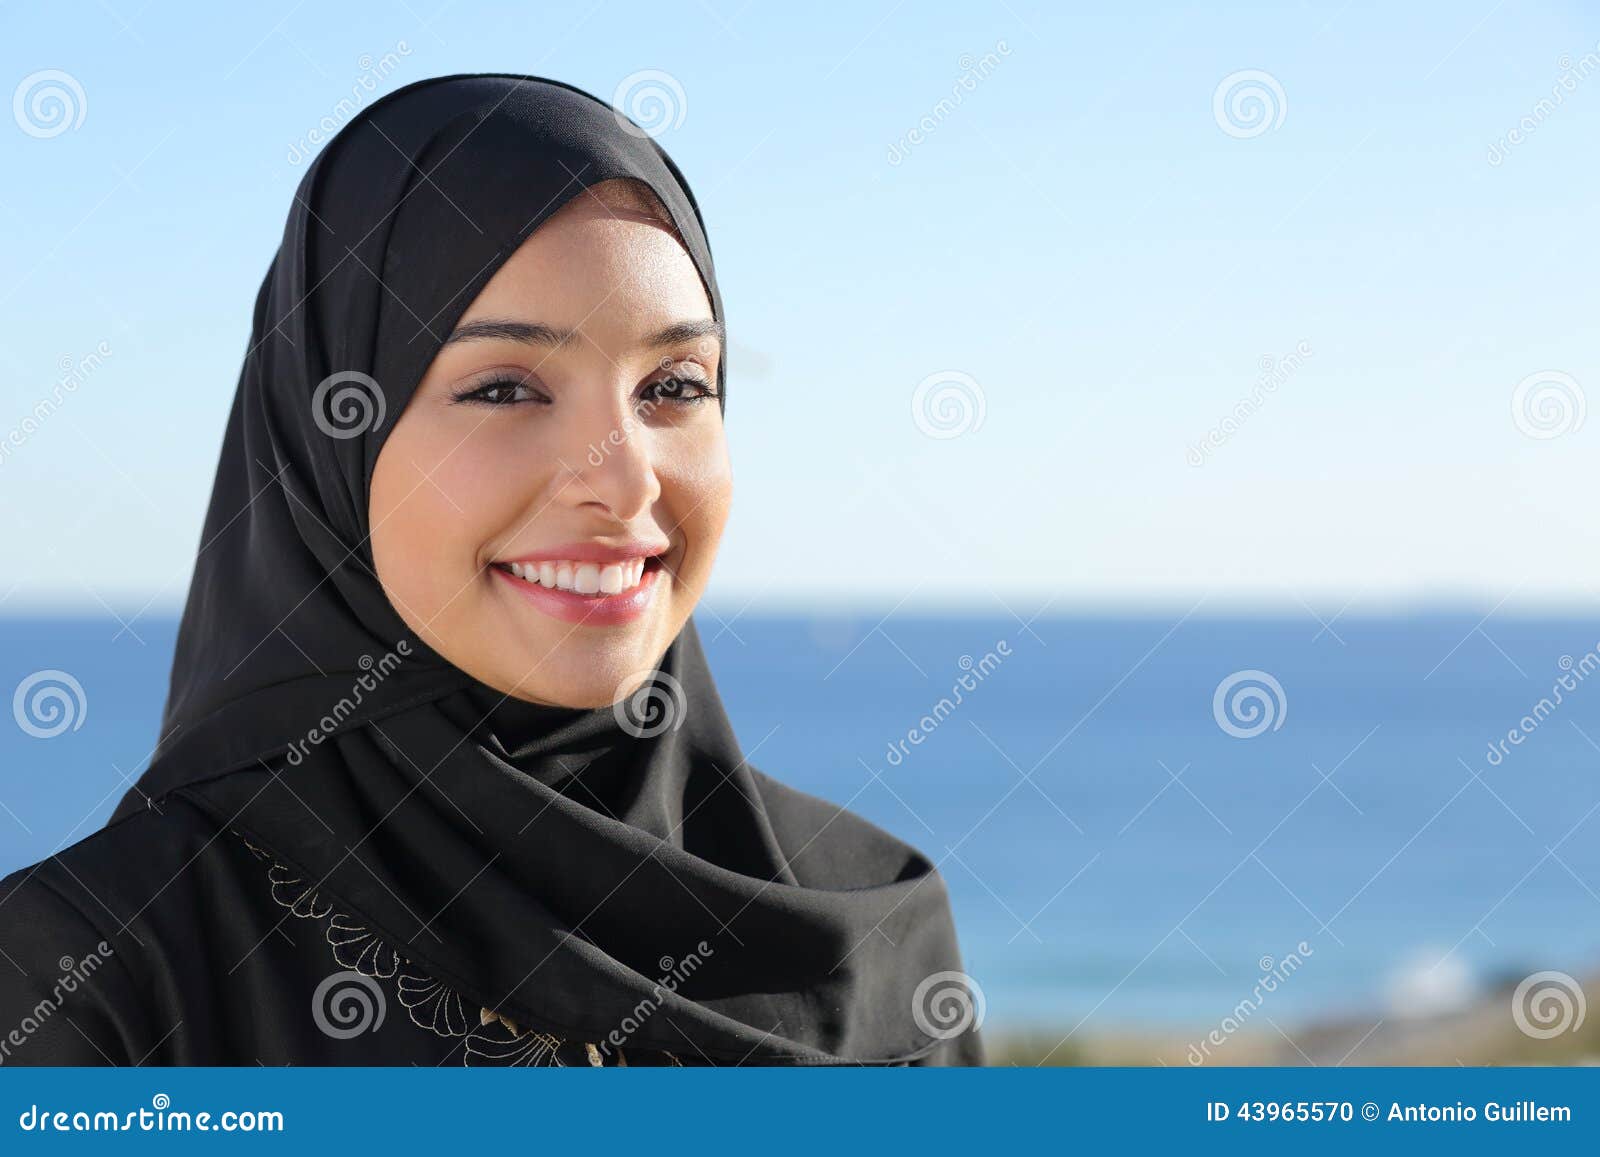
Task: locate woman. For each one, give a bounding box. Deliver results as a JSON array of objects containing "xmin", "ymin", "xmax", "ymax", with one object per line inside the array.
[{"xmin": 0, "ymin": 74, "xmax": 983, "ymax": 1066}]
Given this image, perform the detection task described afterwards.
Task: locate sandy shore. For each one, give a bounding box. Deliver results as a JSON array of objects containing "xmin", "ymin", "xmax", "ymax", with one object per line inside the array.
[{"xmin": 984, "ymin": 973, "xmax": 1600, "ymax": 1066}]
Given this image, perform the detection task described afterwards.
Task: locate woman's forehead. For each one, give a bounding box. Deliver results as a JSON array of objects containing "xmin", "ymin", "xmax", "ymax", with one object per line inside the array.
[{"xmin": 458, "ymin": 214, "xmax": 714, "ymax": 331}]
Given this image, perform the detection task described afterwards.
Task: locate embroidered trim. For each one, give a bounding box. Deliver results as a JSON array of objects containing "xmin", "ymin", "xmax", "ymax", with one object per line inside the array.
[{"xmin": 233, "ymin": 829, "xmax": 683, "ymax": 1067}]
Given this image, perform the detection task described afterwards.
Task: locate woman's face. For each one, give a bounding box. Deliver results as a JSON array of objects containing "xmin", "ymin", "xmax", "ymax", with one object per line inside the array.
[{"xmin": 369, "ymin": 182, "xmax": 731, "ymax": 708}]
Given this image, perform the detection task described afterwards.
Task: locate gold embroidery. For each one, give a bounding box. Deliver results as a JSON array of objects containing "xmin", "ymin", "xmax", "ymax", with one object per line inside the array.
[
  {"xmin": 235, "ymin": 828, "xmax": 687, "ymax": 1067},
  {"xmin": 480, "ymin": 1007, "xmax": 521, "ymax": 1035}
]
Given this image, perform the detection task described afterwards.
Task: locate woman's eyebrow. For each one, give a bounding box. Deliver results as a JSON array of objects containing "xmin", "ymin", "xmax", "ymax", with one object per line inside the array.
[
  {"xmin": 643, "ymin": 319, "xmax": 724, "ymax": 349},
  {"xmin": 443, "ymin": 317, "xmax": 724, "ymax": 350}
]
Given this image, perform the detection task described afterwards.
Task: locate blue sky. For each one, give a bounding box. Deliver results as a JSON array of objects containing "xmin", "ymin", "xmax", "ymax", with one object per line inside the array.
[{"xmin": 1, "ymin": 0, "xmax": 1597, "ymax": 616}]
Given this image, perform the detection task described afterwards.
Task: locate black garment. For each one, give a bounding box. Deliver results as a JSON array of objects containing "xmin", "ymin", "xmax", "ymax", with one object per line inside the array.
[
  {"xmin": 0, "ymin": 74, "xmax": 982, "ymax": 1067},
  {"xmin": 0, "ymin": 801, "xmax": 686, "ymax": 1065}
]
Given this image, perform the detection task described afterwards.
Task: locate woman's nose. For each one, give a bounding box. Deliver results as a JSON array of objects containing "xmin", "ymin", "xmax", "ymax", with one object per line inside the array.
[{"xmin": 561, "ymin": 393, "xmax": 660, "ymax": 522}]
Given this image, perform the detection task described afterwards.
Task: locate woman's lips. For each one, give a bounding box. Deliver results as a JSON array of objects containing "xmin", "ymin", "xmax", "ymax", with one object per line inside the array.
[{"xmin": 491, "ymin": 557, "xmax": 663, "ymax": 626}]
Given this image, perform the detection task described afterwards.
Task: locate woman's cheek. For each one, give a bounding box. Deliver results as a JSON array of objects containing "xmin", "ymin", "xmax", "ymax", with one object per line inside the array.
[
  {"xmin": 686, "ymin": 448, "xmax": 734, "ymax": 537},
  {"xmin": 427, "ymin": 427, "xmax": 534, "ymax": 539},
  {"xmin": 665, "ymin": 433, "xmax": 731, "ymax": 501},
  {"xmin": 665, "ymin": 462, "xmax": 732, "ymax": 595}
]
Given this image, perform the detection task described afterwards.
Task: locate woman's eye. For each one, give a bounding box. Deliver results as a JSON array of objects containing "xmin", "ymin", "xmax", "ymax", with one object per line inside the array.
[
  {"xmin": 452, "ymin": 378, "xmax": 541, "ymax": 406},
  {"xmin": 642, "ymin": 376, "xmax": 718, "ymax": 406}
]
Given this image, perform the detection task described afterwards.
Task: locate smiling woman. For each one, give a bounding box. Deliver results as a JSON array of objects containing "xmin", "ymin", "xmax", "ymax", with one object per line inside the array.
[
  {"xmin": 370, "ymin": 177, "xmax": 731, "ymax": 702},
  {"xmin": 0, "ymin": 74, "xmax": 983, "ymax": 1067}
]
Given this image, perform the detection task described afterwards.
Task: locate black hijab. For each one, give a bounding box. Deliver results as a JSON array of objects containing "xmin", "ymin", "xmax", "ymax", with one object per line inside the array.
[{"xmin": 111, "ymin": 74, "xmax": 981, "ymax": 1065}]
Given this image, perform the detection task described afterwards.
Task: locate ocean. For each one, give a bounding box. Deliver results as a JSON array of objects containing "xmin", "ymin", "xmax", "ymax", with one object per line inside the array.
[{"xmin": 4, "ymin": 610, "xmax": 1598, "ymax": 1035}]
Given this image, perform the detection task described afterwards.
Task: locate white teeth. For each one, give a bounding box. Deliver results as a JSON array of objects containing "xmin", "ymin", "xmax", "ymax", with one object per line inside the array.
[{"xmin": 505, "ymin": 557, "xmax": 653, "ymax": 595}]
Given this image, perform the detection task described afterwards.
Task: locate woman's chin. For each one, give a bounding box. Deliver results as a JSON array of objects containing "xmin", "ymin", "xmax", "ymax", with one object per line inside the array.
[
  {"xmin": 407, "ymin": 588, "xmax": 679, "ymax": 709},
  {"xmin": 493, "ymin": 647, "xmax": 666, "ymax": 710}
]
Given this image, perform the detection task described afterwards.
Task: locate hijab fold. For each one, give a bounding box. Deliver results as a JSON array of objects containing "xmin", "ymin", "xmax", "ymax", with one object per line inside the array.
[{"xmin": 111, "ymin": 74, "xmax": 980, "ymax": 1065}]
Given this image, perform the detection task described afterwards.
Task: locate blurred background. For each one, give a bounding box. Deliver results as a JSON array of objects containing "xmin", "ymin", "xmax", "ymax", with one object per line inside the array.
[{"xmin": 3, "ymin": 0, "xmax": 1599, "ymax": 1064}]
